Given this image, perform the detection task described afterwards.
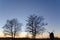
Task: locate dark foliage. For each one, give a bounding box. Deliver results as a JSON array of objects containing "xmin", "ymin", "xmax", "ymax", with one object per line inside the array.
[
  {"xmin": 2, "ymin": 18, "xmax": 22, "ymax": 38},
  {"xmin": 26, "ymin": 14, "xmax": 47, "ymax": 38}
]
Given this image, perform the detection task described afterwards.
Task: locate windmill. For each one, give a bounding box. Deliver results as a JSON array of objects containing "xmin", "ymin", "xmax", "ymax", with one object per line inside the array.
[{"xmin": 47, "ymin": 30, "xmax": 55, "ymax": 40}]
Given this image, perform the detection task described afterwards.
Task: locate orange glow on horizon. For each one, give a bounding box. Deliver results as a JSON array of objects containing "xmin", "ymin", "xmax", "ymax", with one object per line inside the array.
[{"xmin": 0, "ymin": 32, "xmax": 60, "ymax": 38}]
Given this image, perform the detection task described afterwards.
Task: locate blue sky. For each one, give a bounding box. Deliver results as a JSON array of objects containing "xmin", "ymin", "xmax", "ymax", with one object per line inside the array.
[{"xmin": 0, "ymin": 0, "xmax": 60, "ymax": 37}]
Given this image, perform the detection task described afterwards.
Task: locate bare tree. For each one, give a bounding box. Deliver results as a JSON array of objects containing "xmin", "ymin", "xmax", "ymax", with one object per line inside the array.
[
  {"xmin": 26, "ymin": 14, "xmax": 47, "ymax": 38},
  {"xmin": 3, "ymin": 18, "xmax": 22, "ymax": 38}
]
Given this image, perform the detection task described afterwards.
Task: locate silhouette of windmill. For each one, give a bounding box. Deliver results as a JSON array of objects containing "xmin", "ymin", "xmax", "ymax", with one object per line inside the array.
[{"xmin": 47, "ymin": 30, "xmax": 55, "ymax": 40}]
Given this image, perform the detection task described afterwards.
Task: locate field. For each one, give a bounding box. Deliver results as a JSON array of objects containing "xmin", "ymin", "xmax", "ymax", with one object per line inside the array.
[{"xmin": 0, "ymin": 38, "xmax": 60, "ymax": 40}]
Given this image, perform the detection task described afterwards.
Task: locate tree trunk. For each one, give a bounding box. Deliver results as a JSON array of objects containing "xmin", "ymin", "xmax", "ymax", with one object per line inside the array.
[{"xmin": 32, "ymin": 34, "xmax": 36, "ymax": 39}]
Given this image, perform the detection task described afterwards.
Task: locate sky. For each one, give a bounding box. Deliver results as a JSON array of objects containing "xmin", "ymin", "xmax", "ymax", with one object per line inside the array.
[{"xmin": 0, "ymin": 0, "xmax": 60, "ymax": 38}]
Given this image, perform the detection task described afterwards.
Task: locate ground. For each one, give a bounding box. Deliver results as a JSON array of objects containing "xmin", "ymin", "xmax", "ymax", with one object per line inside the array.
[{"xmin": 0, "ymin": 38, "xmax": 60, "ymax": 40}]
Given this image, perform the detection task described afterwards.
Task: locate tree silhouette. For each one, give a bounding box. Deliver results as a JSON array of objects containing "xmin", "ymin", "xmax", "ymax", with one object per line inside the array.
[
  {"xmin": 3, "ymin": 18, "xmax": 22, "ymax": 38},
  {"xmin": 26, "ymin": 14, "xmax": 47, "ymax": 38}
]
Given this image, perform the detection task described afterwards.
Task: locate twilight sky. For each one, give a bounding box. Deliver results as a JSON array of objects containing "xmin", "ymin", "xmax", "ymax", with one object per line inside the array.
[{"xmin": 0, "ymin": 0, "xmax": 60, "ymax": 37}]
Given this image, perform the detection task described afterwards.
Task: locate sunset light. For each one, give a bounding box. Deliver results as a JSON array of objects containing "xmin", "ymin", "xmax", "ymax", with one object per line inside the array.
[{"xmin": 0, "ymin": 0, "xmax": 60, "ymax": 40}]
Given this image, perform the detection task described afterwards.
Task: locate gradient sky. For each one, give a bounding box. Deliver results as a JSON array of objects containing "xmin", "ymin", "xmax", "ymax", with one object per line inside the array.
[{"xmin": 0, "ymin": 0, "xmax": 60, "ymax": 37}]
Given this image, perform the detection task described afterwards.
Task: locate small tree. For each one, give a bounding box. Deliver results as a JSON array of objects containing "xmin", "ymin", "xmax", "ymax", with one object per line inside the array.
[
  {"xmin": 26, "ymin": 14, "xmax": 47, "ymax": 38},
  {"xmin": 3, "ymin": 18, "xmax": 22, "ymax": 38}
]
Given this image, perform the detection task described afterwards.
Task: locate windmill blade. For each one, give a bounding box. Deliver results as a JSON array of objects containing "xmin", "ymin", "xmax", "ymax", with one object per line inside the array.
[
  {"xmin": 53, "ymin": 30, "xmax": 55, "ymax": 32},
  {"xmin": 47, "ymin": 31, "xmax": 50, "ymax": 33}
]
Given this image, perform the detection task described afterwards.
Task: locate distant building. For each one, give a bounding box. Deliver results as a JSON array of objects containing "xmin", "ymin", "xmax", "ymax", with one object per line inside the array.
[{"xmin": 49, "ymin": 32, "xmax": 54, "ymax": 40}]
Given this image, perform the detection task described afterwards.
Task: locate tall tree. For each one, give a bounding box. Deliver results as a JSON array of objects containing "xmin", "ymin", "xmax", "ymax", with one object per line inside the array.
[
  {"xmin": 3, "ymin": 18, "xmax": 22, "ymax": 38},
  {"xmin": 26, "ymin": 14, "xmax": 47, "ymax": 38}
]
